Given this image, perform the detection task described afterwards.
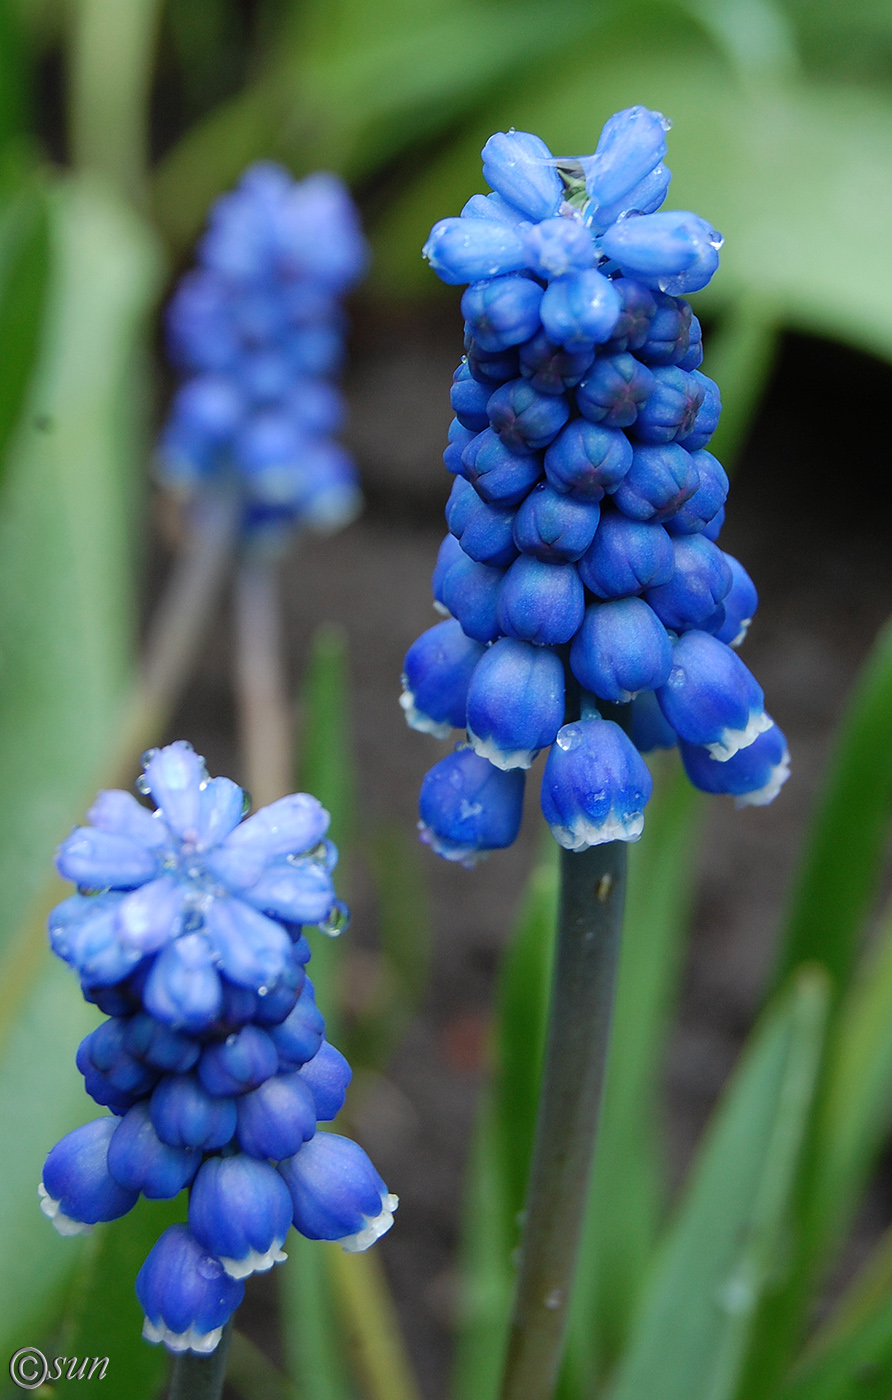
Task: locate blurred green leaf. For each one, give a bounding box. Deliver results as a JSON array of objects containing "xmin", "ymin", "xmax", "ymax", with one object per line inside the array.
[
  {"xmin": 0, "ymin": 179, "xmax": 50, "ymax": 478},
  {"xmin": 280, "ymin": 1236, "xmax": 355, "ymax": 1400},
  {"xmin": 228, "ymin": 1329, "xmax": 302, "ymax": 1400},
  {"xmin": 607, "ymin": 969, "xmax": 828, "ymax": 1400},
  {"xmin": 560, "ymin": 762, "xmax": 702, "ymax": 1392}
]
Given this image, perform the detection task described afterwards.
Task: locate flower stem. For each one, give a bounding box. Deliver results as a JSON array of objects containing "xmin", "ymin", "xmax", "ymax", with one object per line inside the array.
[
  {"xmin": 232, "ymin": 553, "xmax": 294, "ymax": 807},
  {"xmin": 167, "ymin": 1320, "xmax": 233, "ymax": 1400},
  {"xmin": 499, "ymin": 838, "xmax": 627, "ymax": 1400}
]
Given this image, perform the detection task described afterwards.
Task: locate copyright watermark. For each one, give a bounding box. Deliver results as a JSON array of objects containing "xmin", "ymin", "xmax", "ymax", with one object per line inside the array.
[{"xmin": 9, "ymin": 1349, "xmax": 109, "ymax": 1389}]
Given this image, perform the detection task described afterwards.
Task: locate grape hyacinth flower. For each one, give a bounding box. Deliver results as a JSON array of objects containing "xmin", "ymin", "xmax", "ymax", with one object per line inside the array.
[
  {"xmin": 404, "ymin": 107, "xmax": 788, "ymax": 863},
  {"xmin": 158, "ymin": 164, "xmax": 368, "ymax": 547},
  {"xmin": 40, "ymin": 742, "xmax": 396, "ymax": 1354}
]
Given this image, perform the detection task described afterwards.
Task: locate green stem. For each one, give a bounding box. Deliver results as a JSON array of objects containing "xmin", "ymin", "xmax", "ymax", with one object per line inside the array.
[
  {"xmin": 500, "ymin": 839, "xmax": 627, "ymax": 1400},
  {"xmin": 167, "ymin": 1320, "xmax": 233, "ymax": 1400}
]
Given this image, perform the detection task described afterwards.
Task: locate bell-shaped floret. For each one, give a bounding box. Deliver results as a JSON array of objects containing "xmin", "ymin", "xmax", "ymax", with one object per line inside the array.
[
  {"xmin": 77, "ymin": 1020, "xmax": 159, "ymax": 1110},
  {"xmin": 270, "ymin": 980, "xmax": 326, "ymax": 1068},
  {"xmin": 206, "ymin": 793, "xmax": 330, "ymax": 892},
  {"xmin": 497, "ymin": 557, "xmax": 585, "ymax": 646},
  {"xmin": 251, "ymin": 956, "xmax": 307, "ymax": 1028},
  {"xmin": 150, "ymin": 1073, "xmax": 237, "ymax": 1151},
  {"xmin": 713, "ymin": 554, "xmax": 758, "ymax": 648},
  {"xmin": 115, "ymin": 877, "xmax": 186, "ymax": 955},
  {"xmin": 423, "ymin": 217, "xmax": 527, "ymax": 285},
  {"xmin": 280, "ymin": 1132, "xmax": 398, "ymax": 1251},
  {"xmin": 518, "ymin": 329, "xmax": 594, "ymax": 395},
  {"xmin": 141, "ymin": 742, "xmax": 206, "ymax": 840},
  {"xmin": 512, "ymin": 483, "xmax": 600, "ymax": 563},
  {"xmin": 665, "ymin": 449, "xmax": 728, "ymax": 536},
  {"xmin": 137, "ymin": 1224, "xmax": 244, "ymax": 1353},
  {"xmin": 451, "ymin": 362, "xmax": 491, "ymax": 431},
  {"xmin": 237, "ymin": 1071, "xmax": 317, "ymax": 1160},
  {"xmin": 636, "ymin": 291, "xmax": 693, "ymax": 365},
  {"xmin": 107, "ymin": 1102, "xmax": 201, "ymax": 1198},
  {"xmin": 612, "ymin": 443, "xmax": 699, "ymax": 523},
  {"xmin": 418, "ymin": 747, "xmax": 525, "ymax": 866},
  {"xmin": 446, "ymin": 477, "xmax": 518, "ymax": 567},
  {"xmin": 541, "ymin": 718, "xmax": 653, "ymax": 849},
  {"xmin": 582, "ymin": 106, "xmax": 669, "ymax": 219},
  {"xmin": 56, "ymin": 826, "xmax": 160, "ymax": 891},
  {"xmin": 539, "ymin": 270, "xmax": 621, "ymax": 351},
  {"xmin": 49, "ymin": 892, "xmax": 141, "ymax": 987},
  {"xmin": 577, "ymin": 510, "xmax": 674, "ymax": 598},
  {"xmin": 679, "ymin": 721, "xmax": 790, "ymax": 806},
  {"xmin": 600, "ymin": 211, "xmax": 722, "ymax": 295},
  {"xmin": 189, "ymin": 1155, "xmax": 293, "ymax": 1279},
  {"xmin": 466, "ymin": 639, "xmax": 565, "ymax": 769},
  {"xmin": 438, "ymin": 551, "xmax": 505, "ymax": 644},
  {"xmin": 631, "ymin": 366, "xmax": 704, "ymax": 445},
  {"xmin": 656, "ymin": 630, "xmax": 771, "ymax": 760},
  {"xmin": 461, "ymin": 275, "xmax": 544, "ymax": 352},
  {"xmin": 143, "ymin": 933, "xmax": 223, "ymax": 1032},
  {"xmin": 522, "ymin": 217, "xmax": 594, "ymax": 278},
  {"xmin": 40, "ymin": 1118, "xmax": 138, "ymax": 1235},
  {"xmin": 544, "ymin": 420, "xmax": 633, "ymax": 500},
  {"xmin": 570, "ymin": 599, "xmax": 673, "ymax": 703},
  {"xmin": 677, "ymin": 372, "xmax": 720, "ymax": 451},
  {"xmin": 487, "ymin": 378, "xmax": 570, "ymax": 455},
  {"xmin": 644, "ymin": 535, "xmax": 733, "ymax": 631},
  {"xmin": 576, "ymin": 354, "xmax": 657, "ymax": 429},
  {"xmin": 481, "ymin": 131, "xmax": 563, "ymax": 222},
  {"xmin": 299, "ymin": 1040, "xmax": 352, "ymax": 1121},
  {"xmin": 461, "ymin": 429, "xmax": 543, "ymax": 506},
  {"xmin": 123, "ymin": 1012, "xmax": 201, "ymax": 1073},
  {"xmin": 401, "ymin": 619, "xmax": 485, "ymax": 738},
  {"xmin": 629, "ymin": 689, "xmax": 677, "ymax": 752},
  {"xmin": 197, "ymin": 1024, "xmax": 278, "ymax": 1097},
  {"xmin": 600, "ymin": 278, "xmax": 656, "ymax": 355}
]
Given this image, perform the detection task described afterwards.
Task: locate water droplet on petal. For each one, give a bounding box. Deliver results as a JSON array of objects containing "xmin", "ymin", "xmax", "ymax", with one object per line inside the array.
[
  {"xmin": 241, "ymin": 790, "xmax": 252, "ymax": 816},
  {"xmin": 317, "ymin": 898, "xmax": 350, "ymax": 938},
  {"xmin": 135, "ymin": 775, "xmax": 151, "ymax": 795},
  {"xmin": 556, "ymin": 724, "xmax": 583, "ymax": 752}
]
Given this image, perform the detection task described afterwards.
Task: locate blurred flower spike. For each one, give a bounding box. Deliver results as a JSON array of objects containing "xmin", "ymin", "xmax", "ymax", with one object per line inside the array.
[
  {"xmin": 405, "ymin": 108, "xmax": 788, "ymax": 864},
  {"xmin": 40, "ymin": 741, "xmax": 396, "ymax": 1354},
  {"xmin": 158, "ymin": 164, "xmax": 369, "ymax": 550}
]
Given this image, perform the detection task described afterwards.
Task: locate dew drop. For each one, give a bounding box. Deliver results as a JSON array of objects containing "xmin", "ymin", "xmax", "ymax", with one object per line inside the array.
[
  {"xmin": 556, "ymin": 724, "xmax": 583, "ymax": 752},
  {"xmin": 459, "ymin": 799, "xmax": 483, "ymax": 820},
  {"xmin": 241, "ymin": 790, "xmax": 252, "ymax": 816},
  {"xmin": 317, "ymin": 898, "xmax": 350, "ymax": 938},
  {"xmin": 135, "ymin": 775, "xmax": 151, "ymax": 795}
]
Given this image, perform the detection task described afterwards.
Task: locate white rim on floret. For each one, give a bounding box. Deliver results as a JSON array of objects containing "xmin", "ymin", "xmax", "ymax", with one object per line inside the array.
[
  {"xmin": 730, "ymin": 618, "xmax": 752, "ymax": 649},
  {"xmin": 142, "ymin": 1318, "xmax": 223, "ymax": 1354},
  {"xmin": 433, "ymin": 601, "xmax": 451, "ymax": 618},
  {"xmin": 340, "ymin": 1193, "xmax": 399, "ymax": 1253},
  {"xmin": 734, "ymin": 748, "xmax": 791, "ymax": 809},
  {"xmin": 38, "ymin": 1183, "xmax": 94, "ymax": 1237},
  {"xmin": 467, "ymin": 728, "xmax": 537, "ymax": 771},
  {"xmin": 706, "ymin": 709, "xmax": 772, "ymax": 763},
  {"xmin": 399, "ymin": 685, "xmax": 453, "ymax": 740},
  {"xmin": 219, "ymin": 1241, "xmax": 288, "ymax": 1279},
  {"xmin": 549, "ymin": 809, "xmax": 646, "ymax": 852},
  {"xmin": 418, "ymin": 821, "xmax": 486, "ymax": 869}
]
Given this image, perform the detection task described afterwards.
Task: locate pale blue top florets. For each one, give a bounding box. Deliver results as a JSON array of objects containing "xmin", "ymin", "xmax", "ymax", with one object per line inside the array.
[{"xmin": 403, "ymin": 108, "xmax": 788, "ymax": 865}]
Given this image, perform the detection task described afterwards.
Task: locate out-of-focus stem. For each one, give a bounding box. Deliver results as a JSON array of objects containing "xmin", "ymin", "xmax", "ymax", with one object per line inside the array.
[
  {"xmin": 499, "ymin": 839, "xmax": 627, "ymax": 1400},
  {"xmin": 232, "ymin": 554, "xmax": 293, "ymax": 807},
  {"xmin": 167, "ymin": 1321, "xmax": 233, "ymax": 1400}
]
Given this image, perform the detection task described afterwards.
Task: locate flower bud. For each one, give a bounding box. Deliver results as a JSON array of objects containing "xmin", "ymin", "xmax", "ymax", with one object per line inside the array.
[
  {"xmin": 189, "ymin": 1155, "xmax": 293, "ymax": 1278},
  {"xmin": 576, "ymin": 354, "xmax": 657, "ymax": 429},
  {"xmin": 280, "ymin": 1132, "xmax": 398, "ymax": 1251},
  {"xmin": 40, "ymin": 1118, "xmax": 138, "ymax": 1235},
  {"xmin": 544, "ymin": 420, "xmax": 633, "ymax": 500},
  {"xmin": 299, "ymin": 1040, "xmax": 352, "ymax": 1120},
  {"xmin": 107, "ymin": 1102, "xmax": 201, "ymax": 1198},
  {"xmin": 539, "ymin": 270, "xmax": 621, "ymax": 350},
  {"xmin": 137, "ymin": 1224, "xmax": 244, "ymax": 1353},
  {"xmin": 600, "ymin": 211, "xmax": 722, "ymax": 295},
  {"xmin": 467, "ymin": 639, "xmax": 565, "ymax": 769},
  {"xmin": 521, "ymin": 218, "xmax": 594, "ymax": 279},
  {"xmin": 612, "ymin": 443, "xmax": 699, "ymax": 523},
  {"xmin": 197, "ymin": 1024, "xmax": 278, "ymax": 1097},
  {"xmin": 481, "ymin": 131, "xmax": 563, "ymax": 221},
  {"xmin": 570, "ymin": 599, "xmax": 672, "ymax": 702},
  {"xmin": 418, "ymin": 747, "xmax": 525, "ymax": 866},
  {"xmin": 423, "ymin": 217, "xmax": 527, "ymax": 285},
  {"xmin": 270, "ymin": 980, "xmax": 326, "ymax": 1069},
  {"xmin": 143, "ymin": 933, "xmax": 223, "ymax": 1032},
  {"xmin": 679, "ymin": 721, "xmax": 790, "ymax": 806},
  {"xmin": 461, "ymin": 275, "xmax": 544, "ymax": 352},
  {"xmin": 237, "ymin": 1071, "xmax": 317, "ymax": 1159},
  {"xmin": 656, "ymin": 630, "xmax": 771, "ymax": 760},
  {"xmin": 577, "ymin": 510, "xmax": 675, "ymax": 599},
  {"xmin": 150, "ymin": 1073, "xmax": 237, "ymax": 1151},
  {"xmin": 644, "ymin": 535, "xmax": 733, "ymax": 630},
  {"xmin": 497, "ymin": 557, "xmax": 585, "ymax": 646},
  {"xmin": 512, "ymin": 482, "xmax": 600, "ymax": 563},
  {"xmin": 461, "ymin": 428, "xmax": 543, "ymax": 506},
  {"xmin": 631, "ymin": 366, "xmax": 704, "ymax": 445},
  {"xmin": 665, "ymin": 449, "xmax": 728, "ymax": 535},
  {"xmin": 487, "ymin": 378, "xmax": 570, "ymax": 454},
  {"xmin": 541, "ymin": 719, "xmax": 653, "ymax": 849},
  {"xmin": 713, "ymin": 554, "xmax": 758, "ymax": 647}
]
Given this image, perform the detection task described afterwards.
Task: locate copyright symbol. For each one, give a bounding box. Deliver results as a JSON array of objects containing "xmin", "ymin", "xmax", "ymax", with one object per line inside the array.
[{"xmin": 9, "ymin": 1348, "xmax": 48, "ymax": 1390}]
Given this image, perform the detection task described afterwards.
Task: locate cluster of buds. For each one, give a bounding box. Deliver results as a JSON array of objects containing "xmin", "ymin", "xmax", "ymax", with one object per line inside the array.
[
  {"xmin": 39, "ymin": 743, "xmax": 395, "ymax": 1354},
  {"xmin": 402, "ymin": 110, "xmax": 789, "ymax": 864}
]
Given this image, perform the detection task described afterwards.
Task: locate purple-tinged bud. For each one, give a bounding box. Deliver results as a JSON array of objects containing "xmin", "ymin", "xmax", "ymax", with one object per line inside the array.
[
  {"xmin": 270, "ymin": 981, "xmax": 326, "ymax": 1069},
  {"xmin": 541, "ymin": 718, "xmax": 653, "ymax": 849},
  {"xmin": 123, "ymin": 1012, "xmax": 201, "ymax": 1073},
  {"xmin": 137, "ymin": 1225, "xmax": 244, "ymax": 1353},
  {"xmin": 522, "ymin": 217, "xmax": 595, "ymax": 279},
  {"xmin": 612, "ymin": 443, "xmax": 699, "ymax": 523},
  {"xmin": 280, "ymin": 1132, "xmax": 398, "ymax": 1250},
  {"xmin": 713, "ymin": 554, "xmax": 758, "ymax": 647},
  {"xmin": 656, "ymin": 630, "xmax": 770, "ymax": 760},
  {"xmin": 446, "ymin": 477, "xmax": 518, "ymax": 567},
  {"xmin": 423, "ymin": 217, "xmax": 527, "ymax": 285},
  {"xmin": 570, "ymin": 599, "xmax": 673, "ymax": 702},
  {"xmin": 197, "ymin": 1024, "xmax": 278, "ymax": 1097},
  {"xmin": 439, "ymin": 551, "xmax": 505, "ymax": 644},
  {"xmin": 601, "ymin": 211, "xmax": 722, "ymax": 295},
  {"xmin": 461, "ymin": 275, "xmax": 544, "ymax": 352},
  {"xmin": 702, "ymin": 505, "xmax": 725, "ymax": 542},
  {"xmin": 631, "ymin": 366, "xmax": 705, "ymax": 445},
  {"xmin": 497, "ymin": 557, "xmax": 585, "ymax": 646},
  {"xmin": 679, "ymin": 721, "xmax": 790, "ymax": 806},
  {"xmin": 644, "ymin": 535, "xmax": 733, "ymax": 631},
  {"xmin": 665, "ymin": 450, "xmax": 728, "ymax": 536},
  {"xmin": 143, "ymin": 932, "xmax": 223, "ymax": 1032},
  {"xmin": 629, "ymin": 689, "xmax": 678, "ymax": 752},
  {"xmin": 48, "ymin": 893, "xmax": 142, "ymax": 987},
  {"xmin": 466, "ymin": 639, "xmax": 565, "ymax": 769},
  {"xmin": 461, "ymin": 429, "xmax": 543, "ymax": 507},
  {"xmin": 40, "ymin": 1118, "xmax": 138, "ymax": 1235},
  {"xmin": 418, "ymin": 747, "xmax": 525, "ymax": 866},
  {"xmin": 677, "ymin": 315, "xmax": 704, "ymax": 370},
  {"xmin": 539, "ymin": 270, "xmax": 621, "ymax": 351},
  {"xmin": 444, "ymin": 417, "xmax": 477, "ymax": 473},
  {"xmin": 251, "ymin": 957, "xmax": 306, "ymax": 1027},
  {"xmin": 676, "ymin": 372, "xmax": 721, "ymax": 451},
  {"xmin": 636, "ymin": 292, "xmax": 693, "ymax": 366},
  {"xmin": 518, "ymin": 329, "xmax": 594, "ymax": 395},
  {"xmin": 481, "ymin": 131, "xmax": 563, "ymax": 222},
  {"xmin": 583, "ymin": 107, "xmax": 669, "ymax": 213},
  {"xmin": 464, "ymin": 334, "xmax": 520, "ymax": 386},
  {"xmin": 513, "ymin": 482, "xmax": 600, "ymax": 563},
  {"xmin": 599, "ymin": 279, "xmax": 656, "ymax": 354},
  {"xmin": 189, "ymin": 1155, "xmax": 293, "ymax": 1278},
  {"xmin": 400, "ymin": 619, "xmax": 485, "ymax": 738},
  {"xmin": 56, "ymin": 827, "xmax": 160, "ymax": 891},
  {"xmin": 576, "ymin": 354, "xmax": 657, "ymax": 429},
  {"xmin": 237, "ymin": 1071, "xmax": 317, "ymax": 1160},
  {"xmin": 451, "ymin": 362, "xmax": 491, "ymax": 431},
  {"xmin": 150, "ymin": 1073, "xmax": 237, "ymax": 1151},
  {"xmin": 107, "ymin": 1102, "xmax": 201, "ymax": 1198},
  {"xmin": 77, "ymin": 1020, "xmax": 159, "ymax": 1104},
  {"xmin": 487, "ymin": 378, "xmax": 570, "ymax": 454},
  {"xmin": 544, "ymin": 420, "xmax": 633, "ymax": 501},
  {"xmin": 299, "ymin": 1040, "xmax": 352, "ymax": 1121}
]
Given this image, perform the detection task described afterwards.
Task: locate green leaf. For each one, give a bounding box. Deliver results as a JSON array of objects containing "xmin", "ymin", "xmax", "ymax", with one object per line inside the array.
[
  {"xmin": 228, "ymin": 1329, "xmax": 302, "ymax": 1400},
  {"xmin": 607, "ymin": 969, "xmax": 829, "ymax": 1400},
  {"xmin": 279, "ymin": 1236, "xmax": 355, "ymax": 1400},
  {"xmin": 0, "ymin": 179, "xmax": 51, "ymax": 478},
  {"xmin": 560, "ymin": 762, "xmax": 702, "ymax": 1393}
]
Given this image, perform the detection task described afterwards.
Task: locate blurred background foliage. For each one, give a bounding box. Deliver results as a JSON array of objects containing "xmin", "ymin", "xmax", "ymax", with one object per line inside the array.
[{"xmin": 3, "ymin": 1, "xmax": 892, "ymax": 1398}]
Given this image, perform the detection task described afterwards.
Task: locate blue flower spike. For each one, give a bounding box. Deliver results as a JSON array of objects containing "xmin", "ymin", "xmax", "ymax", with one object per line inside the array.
[
  {"xmin": 404, "ymin": 106, "xmax": 788, "ymax": 861},
  {"xmin": 41, "ymin": 742, "xmax": 396, "ymax": 1352}
]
